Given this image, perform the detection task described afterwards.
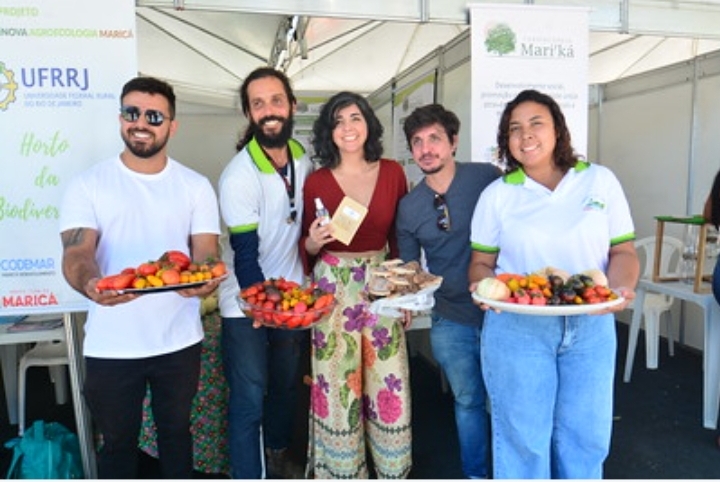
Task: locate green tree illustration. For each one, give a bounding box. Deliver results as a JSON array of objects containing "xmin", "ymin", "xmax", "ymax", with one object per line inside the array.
[{"xmin": 485, "ymin": 23, "xmax": 516, "ymax": 55}]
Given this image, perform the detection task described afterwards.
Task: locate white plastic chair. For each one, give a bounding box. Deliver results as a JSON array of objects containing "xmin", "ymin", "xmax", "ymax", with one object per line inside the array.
[
  {"xmin": 17, "ymin": 341, "xmax": 69, "ymax": 436},
  {"xmin": 623, "ymin": 236, "xmax": 684, "ymax": 382}
]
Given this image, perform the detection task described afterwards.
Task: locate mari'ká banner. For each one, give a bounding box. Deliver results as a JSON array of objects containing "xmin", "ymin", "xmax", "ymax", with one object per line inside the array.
[{"xmin": 469, "ymin": 3, "xmax": 589, "ymax": 165}]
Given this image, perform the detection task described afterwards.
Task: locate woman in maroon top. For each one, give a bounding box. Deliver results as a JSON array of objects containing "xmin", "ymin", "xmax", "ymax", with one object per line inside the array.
[{"xmin": 300, "ymin": 91, "xmax": 411, "ymax": 479}]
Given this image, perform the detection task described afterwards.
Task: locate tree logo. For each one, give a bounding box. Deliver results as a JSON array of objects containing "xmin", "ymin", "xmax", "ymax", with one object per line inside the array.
[
  {"xmin": 0, "ymin": 61, "xmax": 19, "ymax": 111},
  {"xmin": 485, "ymin": 23, "xmax": 516, "ymax": 56}
]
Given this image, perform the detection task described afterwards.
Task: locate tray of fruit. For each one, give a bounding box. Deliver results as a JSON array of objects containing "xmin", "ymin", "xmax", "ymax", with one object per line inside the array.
[
  {"xmin": 237, "ymin": 278, "xmax": 336, "ymax": 330},
  {"xmin": 472, "ymin": 267, "xmax": 625, "ymax": 316},
  {"xmin": 97, "ymin": 250, "xmax": 228, "ymax": 294}
]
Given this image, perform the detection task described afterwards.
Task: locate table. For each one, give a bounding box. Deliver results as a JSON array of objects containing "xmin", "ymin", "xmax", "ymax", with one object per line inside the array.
[
  {"xmin": 623, "ymin": 279, "xmax": 720, "ymax": 429},
  {"xmin": 0, "ymin": 313, "xmax": 96, "ymax": 478}
]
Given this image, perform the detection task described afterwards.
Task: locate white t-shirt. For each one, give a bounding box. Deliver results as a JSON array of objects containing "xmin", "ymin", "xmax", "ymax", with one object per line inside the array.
[
  {"xmin": 59, "ymin": 156, "xmax": 220, "ymax": 358},
  {"xmin": 217, "ymin": 138, "xmax": 313, "ymax": 317},
  {"xmin": 470, "ymin": 162, "xmax": 635, "ymax": 275}
]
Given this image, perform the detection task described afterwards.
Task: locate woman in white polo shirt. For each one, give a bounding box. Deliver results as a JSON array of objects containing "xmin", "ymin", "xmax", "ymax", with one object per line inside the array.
[{"xmin": 468, "ymin": 89, "xmax": 639, "ymax": 479}]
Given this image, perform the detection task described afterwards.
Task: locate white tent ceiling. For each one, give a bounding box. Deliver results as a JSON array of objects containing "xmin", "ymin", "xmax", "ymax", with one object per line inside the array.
[{"xmin": 135, "ymin": 0, "xmax": 720, "ymax": 109}]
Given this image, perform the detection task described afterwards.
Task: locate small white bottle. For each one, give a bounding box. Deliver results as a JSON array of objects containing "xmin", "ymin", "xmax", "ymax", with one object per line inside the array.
[{"xmin": 314, "ymin": 197, "xmax": 330, "ymax": 226}]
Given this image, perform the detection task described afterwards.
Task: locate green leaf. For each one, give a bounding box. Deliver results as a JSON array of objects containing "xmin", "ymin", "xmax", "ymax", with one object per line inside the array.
[
  {"xmin": 339, "ymin": 383, "xmax": 351, "ymax": 409},
  {"xmin": 342, "ymin": 332, "xmax": 358, "ymax": 363},
  {"xmin": 347, "ymin": 398, "xmax": 361, "ymax": 429},
  {"xmin": 377, "ymin": 322, "xmax": 402, "ymax": 361},
  {"xmin": 315, "ymin": 331, "xmax": 337, "ymax": 361}
]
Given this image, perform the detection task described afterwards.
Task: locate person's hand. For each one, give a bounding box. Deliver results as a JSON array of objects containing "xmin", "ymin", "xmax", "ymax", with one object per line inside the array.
[
  {"xmin": 86, "ymin": 277, "xmax": 140, "ymax": 306},
  {"xmin": 308, "ymin": 217, "xmax": 336, "ymax": 252},
  {"xmin": 400, "ymin": 309, "xmax": 413, "ymax": 330},
  {"xmin": 592, "ymin": 286, "xmax": 635, "ymax": 315}
]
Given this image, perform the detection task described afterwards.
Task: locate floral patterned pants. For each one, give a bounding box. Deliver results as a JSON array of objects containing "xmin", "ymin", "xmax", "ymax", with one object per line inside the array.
[{"xmin": 307, "ymin": 252, "xmax": 412, "ymax": 478}]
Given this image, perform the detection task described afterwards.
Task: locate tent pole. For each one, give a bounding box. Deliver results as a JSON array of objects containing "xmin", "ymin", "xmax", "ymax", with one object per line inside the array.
[{"xmin": 686, "ymin": 58, "xmax": 700, "ymax": 215}]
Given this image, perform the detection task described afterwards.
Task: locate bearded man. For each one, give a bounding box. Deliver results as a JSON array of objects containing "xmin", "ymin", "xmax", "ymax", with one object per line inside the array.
[
  {"xmin": 60, "ymin": 76, "xmax": 221, "ymax": 478},
  {"xmin": 217, "ymin": 67, "xmax": 313, "ymax": 479}
]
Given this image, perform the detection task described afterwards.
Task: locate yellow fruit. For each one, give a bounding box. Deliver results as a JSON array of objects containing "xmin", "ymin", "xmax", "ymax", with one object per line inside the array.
[{"xmin": 147, "ymin": 274, "xmax": 164, "ymax": 287}]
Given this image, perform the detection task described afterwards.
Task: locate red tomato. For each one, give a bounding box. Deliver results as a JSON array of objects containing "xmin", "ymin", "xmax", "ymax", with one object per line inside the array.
[
  {"xmin": 160, "ymin": 250, "xmax": 191, "ymax": 271},
  {"xmin": 137, "ymin": 262, "xmax": 159, "ymax": 276},
  {"xmin": 286, "ymin": 315, "xmax": 302, "ymax": 329},
  {"xmin": 110, "ymin": 273, "xmax": 136, "ymax": 290},
  {"xmin": 209, "ymin": 260, "xmax": 227, "ymax": 278},
  {"xmin": 96, "ymin": 275, "xmax": 114, "ymax": 291},
  {"xmin": 161, "ymin": 269, "xmax": 181, "ymax": 285}
]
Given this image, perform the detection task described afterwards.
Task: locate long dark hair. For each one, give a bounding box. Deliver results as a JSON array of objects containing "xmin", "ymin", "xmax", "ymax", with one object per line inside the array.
[
  {"xmin": 311, "ymin": 91, "xmax": 384, "ymax": 168},
  {"xmin": 497, "ymin": 89, "xmax": 580, "ymax": 173},
  {"xmin": 236, "ymin": 67, "xmax": 296, "ymax": 151}
]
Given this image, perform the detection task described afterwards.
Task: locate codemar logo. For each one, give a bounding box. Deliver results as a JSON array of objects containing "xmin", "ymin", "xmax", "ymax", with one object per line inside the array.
[{"xmin": 0, "ymin": 61, "xmax": 19, "ymax": 111}]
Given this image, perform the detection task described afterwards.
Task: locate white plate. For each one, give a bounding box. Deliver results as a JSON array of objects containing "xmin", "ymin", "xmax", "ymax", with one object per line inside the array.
[{"xmin": 471, "ymin": 291, "xmax": 625, "ymax": 316}]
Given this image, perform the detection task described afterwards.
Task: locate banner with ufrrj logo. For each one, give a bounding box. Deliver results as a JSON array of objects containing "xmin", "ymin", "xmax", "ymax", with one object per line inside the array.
[
  {"xmin": 469, "ymin": 3, "xmax": 588, "ymax": 164},
  {"xmin": 0, "ymin": 0, "xmax": 136, "ymax": 315}
]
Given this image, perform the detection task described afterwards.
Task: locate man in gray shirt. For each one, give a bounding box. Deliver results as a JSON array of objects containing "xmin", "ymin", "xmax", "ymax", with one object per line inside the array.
[{"xmin": 396, "ymin": 104, "xmax": 500, "ymax": 479}]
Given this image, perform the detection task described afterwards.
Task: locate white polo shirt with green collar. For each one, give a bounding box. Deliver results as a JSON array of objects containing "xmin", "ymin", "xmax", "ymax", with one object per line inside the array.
[
  {"xmin": 218, "ymin": 137, "xmax": 313, "ymax": 288},
  {"xmin": 470, "ymin": 161, "xmax": 635, "ymax": 276}
]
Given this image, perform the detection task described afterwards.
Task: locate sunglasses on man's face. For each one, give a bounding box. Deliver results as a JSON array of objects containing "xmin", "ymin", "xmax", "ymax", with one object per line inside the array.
[
  {"xmin": 434, "ymin": 193, "xmax": 451, "ymax": 232},
  {"xmin": 120, "ymin": 105, "xmax": 169, "ymax": 127}
]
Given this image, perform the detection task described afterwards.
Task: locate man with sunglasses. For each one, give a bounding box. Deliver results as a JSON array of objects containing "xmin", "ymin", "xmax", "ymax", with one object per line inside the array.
[
  {"xmin": 395, "ymin": 103, "xmax": 500, "ymax": 479},
  {"xmin": 59, "ymin": 76, "xmax": 221, "ymax": 478},
  {"xmin": 217, "ymin": 67, "xmax": 312, "ymax": 479}
]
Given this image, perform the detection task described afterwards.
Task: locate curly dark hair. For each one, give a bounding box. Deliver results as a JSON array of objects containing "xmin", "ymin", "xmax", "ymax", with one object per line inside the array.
[
  {"xmin": 311, "ymin": 91, "xmax": 384, "ymax": 168},
  {"xmin": 120, "ymin": 76, "xmax": 176, "ymax": 119},
  {"xmin": 497, "ymin": 89, "xmax": 580, "ymax": 173},
  {"xmin": 402, "ymin": 103, "xmax": 460, "ymax": 152},
  {"xmin": 236, "ymin": 67, "xmax": 296, "ymax": 151}
]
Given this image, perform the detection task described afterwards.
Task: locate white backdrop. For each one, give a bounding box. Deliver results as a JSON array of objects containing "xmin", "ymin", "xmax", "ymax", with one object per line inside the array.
[
  {"xmin": 469, "ymin": 3, "xmax": 589, "ymax": 164},
  {"xmin": 0, "ymin": 0, "xmax": 137, "ymax": 315}
]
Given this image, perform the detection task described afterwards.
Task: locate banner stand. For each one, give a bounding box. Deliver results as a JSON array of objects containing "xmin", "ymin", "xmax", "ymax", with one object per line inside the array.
[{"xmin": 63, "ymin": 311, "xmax": 96, "ymax": 479}]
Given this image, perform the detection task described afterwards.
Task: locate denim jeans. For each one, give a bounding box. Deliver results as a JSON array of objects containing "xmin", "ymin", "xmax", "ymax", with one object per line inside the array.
[
  {"xmin": 430, "ymin": 315, "xmax": 490, "ymax": 478},
  {"xmin": 221, "ymin": 316, "xmax": 306, "ymax": 479},
  {"xmin": 84, "ymin": 342, "xmax": 201, "ymax": 479},
  {"xmin": 481, "ymin": 311, "xmax": 616, "ymax": 479}
]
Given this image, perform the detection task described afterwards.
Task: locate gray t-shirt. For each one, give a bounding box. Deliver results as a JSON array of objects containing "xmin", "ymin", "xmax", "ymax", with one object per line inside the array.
[{"xmin": 396, "ymin": 162, "xmax": 501, "ymax": 326}]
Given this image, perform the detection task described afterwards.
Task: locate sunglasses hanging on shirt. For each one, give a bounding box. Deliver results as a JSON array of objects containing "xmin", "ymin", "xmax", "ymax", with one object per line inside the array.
[{"xmin": 434, "ymin": 193, "xmax": 451, "ymax": 232}]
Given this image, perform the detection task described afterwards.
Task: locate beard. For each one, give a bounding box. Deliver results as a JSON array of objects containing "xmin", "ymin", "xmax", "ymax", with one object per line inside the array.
[
  {"xmin": 419, "ymin": 156, "xmax": 445, "ymax": 175},
  {"xmin": 252, "ymin": 115, "xmax": 294, "ymax": 148},
  {"xmin": 122, "ymin": 129, "xmax": 168, "ymax": 159}
]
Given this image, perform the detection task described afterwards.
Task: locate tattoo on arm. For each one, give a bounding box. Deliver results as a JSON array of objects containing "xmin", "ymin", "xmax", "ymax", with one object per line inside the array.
[{"xmin": 62, "ymin": 228, "xmax": 85, "ymax": 248}]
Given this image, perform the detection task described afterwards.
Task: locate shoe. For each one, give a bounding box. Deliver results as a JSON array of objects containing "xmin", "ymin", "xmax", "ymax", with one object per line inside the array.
[{"xmin": 265, "ymin": 448, "xmax": 304, "ymax": 479}]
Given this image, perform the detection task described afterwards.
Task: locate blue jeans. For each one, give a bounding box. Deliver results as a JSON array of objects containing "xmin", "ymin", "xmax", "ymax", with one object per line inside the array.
[
  {"xmin": 430, "ymin": 315, "xmax": 490, "ymax": 478},
  {"xmin": 221, "ymin": 317, "xmax": 306, "ymax": 479},
  {"xmin": 84, "ymin": 342, "xmax": 201, "ymax": 479},
  {"xmin": 481, "ymin": 311, "xmax": 616, "ymax": 479}
]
